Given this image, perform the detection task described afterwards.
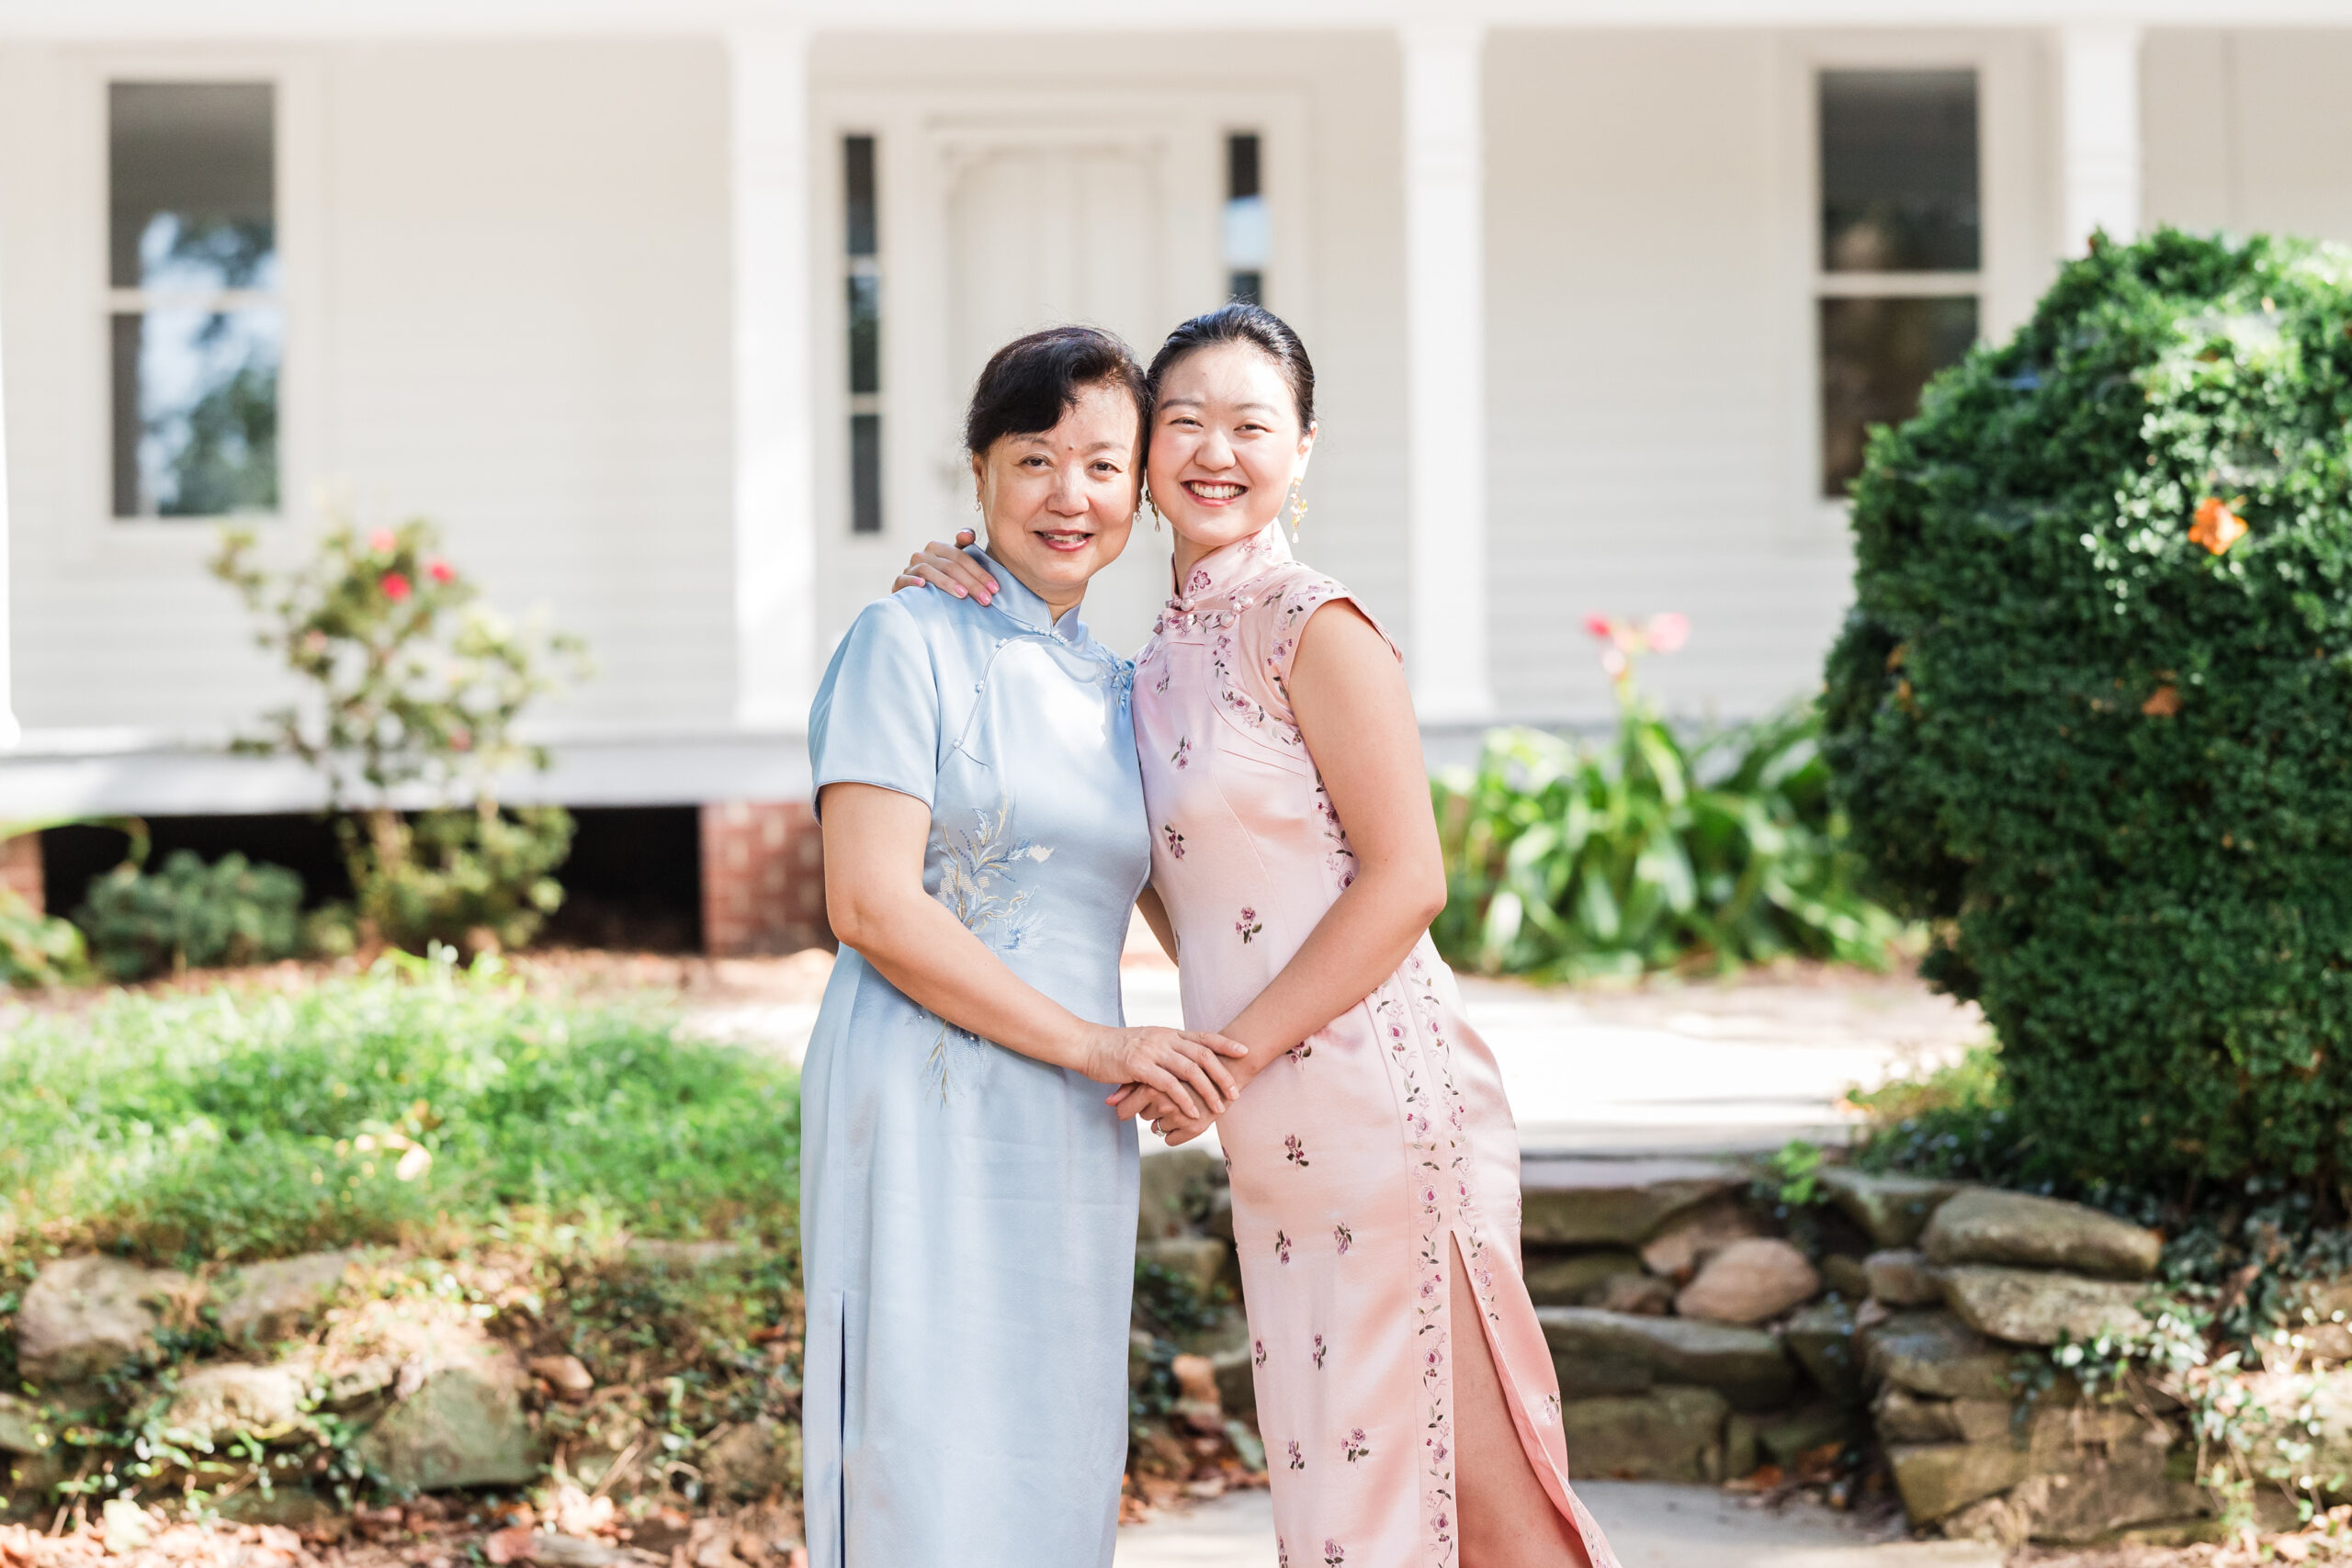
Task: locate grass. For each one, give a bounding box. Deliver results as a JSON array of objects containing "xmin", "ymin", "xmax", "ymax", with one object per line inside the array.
[{"xmin": 0, "ymin": 948, "xmax": 801, "ymax": 1269}]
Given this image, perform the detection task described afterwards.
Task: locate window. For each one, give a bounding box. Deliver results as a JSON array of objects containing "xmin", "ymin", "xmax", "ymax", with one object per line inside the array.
[
  {"xmin": 843, "ymin": 133, "xmax": 883, "ymax": 536},
  {"xmin": 1816, "ymin": 69, "xmax": 1980, "ymax": 496},
  {"xmin": 1224, "ymin": 132, "xmax": 1267, "ymax": 306},
  {"xmin": 109, "ymin": 82, "xmax": 280, "ymax": 520}
]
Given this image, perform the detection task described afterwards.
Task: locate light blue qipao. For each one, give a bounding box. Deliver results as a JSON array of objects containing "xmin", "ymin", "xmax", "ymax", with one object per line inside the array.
[{"xmin": 799, "ymin": 552, "xmax": 1149, "ymax": 1568}]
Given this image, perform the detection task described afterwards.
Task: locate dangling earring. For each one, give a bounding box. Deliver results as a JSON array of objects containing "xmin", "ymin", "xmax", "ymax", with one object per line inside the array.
[
  {"xmin": 1142, "ymin": 487, "xmax": 1160, "ymax": 532},
  {"xmin": 1287, "ymin": 479, "xmax": 1307, "ymax": 541}
]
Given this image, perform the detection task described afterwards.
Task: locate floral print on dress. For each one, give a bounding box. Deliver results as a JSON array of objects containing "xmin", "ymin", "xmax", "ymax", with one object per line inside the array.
[
  {"xmin": 1275, "ymin": 1229, "xmax": 1293, "ymax": 1265},
  {"xmin": 923, "ymin": 800, "xmax": 1053, "ymax": 1100},
  {"xmin": 1324, "ymin": 1542, "xmax": 1346, "ymax": 1567},
  {"xmin": 1253, "ymin": 1338, "xmax": 1267, "ymax": 1370},
  {"xmin": 1286, "ymin": 1440, "xmax": 1305, "ymax": 1471},
  {"xmin": 1162, "ymin": 824, "xmax": 1186, "ymax": 860},
  {"xmin": 1170, "ymin": 737, "xmax": 1191, "ymax": 769},
  {"xmin": 1237, "ymin": 907, "xmax": 1262, "ymax": 943},
  {"xmin": 1334, "ymin": 1223, "xmax": 1353, "ymax": 1255},
  {"xmin": 1344, "ymin": 1429, "xmax": 1371, "ymax": 1463},
  {"xmin": 1312, "ymin": 1334, "xmax": 1327, "ymax": 1370},
  {"xmin": 1284, "ymin": 1134, "xmax": 1308, "ymax": 1167}
]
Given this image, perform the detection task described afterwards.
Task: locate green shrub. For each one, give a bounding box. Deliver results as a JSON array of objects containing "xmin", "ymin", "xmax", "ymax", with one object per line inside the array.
[
  {"xmin": 0, "ymin": 887, "xmax": 87, "ymax": 987},
  {"xmin": 212, "ymin": 516, "xmax": 588, "ymax": 953},
  {"xmin": 1434, "ymin": 619, "xmax": 1906, "ymax": 979},
  {"xmin": 1824, "ymin": 229, "xmax": 2352, "ymax": 1198},
  {"xmin": 73, "ymin": 849, "xmax": 306, "ymax": 981},
  {"xmin": 0, "ymin": 951, "xmax": 799, "ymax": 1265}
]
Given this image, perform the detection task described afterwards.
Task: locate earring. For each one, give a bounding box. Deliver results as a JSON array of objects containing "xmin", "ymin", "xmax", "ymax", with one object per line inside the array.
[
  {"xmin": 1288, "ymin": 479, "xmax": 1307, "ymax": 541},
  {"xmin": 1142, "ymin": 487, "xmax": 1160, "ymax": 532}
]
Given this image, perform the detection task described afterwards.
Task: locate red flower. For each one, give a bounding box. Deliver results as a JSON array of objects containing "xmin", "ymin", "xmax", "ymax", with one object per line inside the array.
[
  {"xmin": 427, "ymin": 558, "xmax": 456, "ymax": 584},
  {"xmin": 1583, "ymin": 613, "xmax": 1614, "ymax": 640},
  {"xmin": 380, "ymin": 572, "xmax": 413, "ymax": 602}
]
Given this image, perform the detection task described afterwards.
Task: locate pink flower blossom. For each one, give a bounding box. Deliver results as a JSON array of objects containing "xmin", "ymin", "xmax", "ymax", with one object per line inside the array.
[
  {"xmin": 1645, "ymin": 611, "xmax": 1690, "ymax": 654},
  {"xmin": 1582, "ymin": 613, "xmax": 1613, "ymax": 640},
  {"xmin": 379, "ymin": 572, "xmax": 413, "ymax": 602},
  {"xmin": 368, "ymin": 527, "xmax": 398, "ymax": 555},
  {"xmin": 427, "ymin": 558, "xmax": 456, "ymax": 584}
]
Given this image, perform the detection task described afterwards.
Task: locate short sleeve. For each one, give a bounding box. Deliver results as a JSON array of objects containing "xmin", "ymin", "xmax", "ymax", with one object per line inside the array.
[
  {"xmin": 1250, "ymin": 571, "xmax": 1403, "ymax": 723},
  {"xmin": 808, "ymin": 597, "xmax": 942, "ymax": 815}
]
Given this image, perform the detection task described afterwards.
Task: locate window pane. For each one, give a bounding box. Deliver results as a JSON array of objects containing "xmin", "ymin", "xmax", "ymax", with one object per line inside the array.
[
  {"xmin": 111, "ymin": 307, "xmax": 282, "ymax": 518},
  {"xmin": 849, "ymin": 412, "xmax": 882, "ymax": 536},
  {"xmin": 1228, "ymin": 271, "xmax": 1263, "ymax": 305},
  {"xmin": 844, "ymin": 135, "xmax": 876, "ymax": 258},
  {"xmin": 1819, "ymin": 295, "xmax": 1975, "ymax": 496},
  {"xmin": 1227, "ymin": 132, "xmax": 1261, "ymax": 202},
  {"xmin": 847, "ymin": 275, "xmax": 880, "ymax": 396},
  {"xmin": 109, "ymin": 83, "xmax": 276, "ymax": 291},
  {"xmin": 1820, "ymin": 70, "xmax": 1978, "ymax": 273}
]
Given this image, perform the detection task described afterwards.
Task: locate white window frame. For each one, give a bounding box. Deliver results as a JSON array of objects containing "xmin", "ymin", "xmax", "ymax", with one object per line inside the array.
[
  {"xmin": 60, "ymin": 48, "xmax": 326, "ymax": 564},
  {"xmin": 1776, "ymin": 31, "xmax": 2048, "ymax": 542}
]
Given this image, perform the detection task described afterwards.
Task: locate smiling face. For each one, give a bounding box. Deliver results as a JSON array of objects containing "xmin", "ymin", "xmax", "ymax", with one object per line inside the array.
[
  {"xmin": 1148, "ymin": 341, "xmax": 1317, "ymax": 560},
  {"xmin": 971, "ymin": 379, "xmax": 1142, "ymax": 618}
]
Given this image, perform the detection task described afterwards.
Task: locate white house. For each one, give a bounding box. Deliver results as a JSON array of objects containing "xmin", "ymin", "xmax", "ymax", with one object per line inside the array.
[{"xmin": 0, "ymin": 0, "xmax": 2342, "ymax": 944}]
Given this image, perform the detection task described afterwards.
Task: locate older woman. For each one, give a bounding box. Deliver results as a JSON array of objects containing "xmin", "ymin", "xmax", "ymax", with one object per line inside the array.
[{"xmin": 800, "ymin": 325, "xmax": 1247, "ymax": 1568}]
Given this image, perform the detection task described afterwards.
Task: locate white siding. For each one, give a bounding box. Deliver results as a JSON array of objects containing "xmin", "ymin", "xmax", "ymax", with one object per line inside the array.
[
  {"xmin": 4, "ymin": 39, "xmax": 736, "ymax": 740},
  {"xmin": 2144, "ymin": 29, "xmax": 2352, "ymax": 244}
]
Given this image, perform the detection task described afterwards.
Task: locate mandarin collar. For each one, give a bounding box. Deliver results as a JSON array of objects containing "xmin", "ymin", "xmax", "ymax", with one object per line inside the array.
[
  {"xmin": 1168, "ymin": 523, "xmax": 1291, "ymax": 614},
  {"xmin": 969, "ymin": 546, "xmax": 1090, "ymax": 644}
]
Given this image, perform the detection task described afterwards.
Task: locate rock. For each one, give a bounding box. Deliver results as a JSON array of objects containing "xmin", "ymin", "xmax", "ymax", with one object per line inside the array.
[
  {"xmin": 1887, "ymin": 1439, "xmax": 2032, "ymax": 1523},
  {"xmin": 2281, "ymin": 1277, "xmax": 2352, "ymax": 1362},
  {"xmin": 1521, "ymin": 1249, "xmax": 1643, "ymax": 1308},
  {"xmin": 1136, "ymin": 1237, "xmax": 1229, "ymax": 1300},
  {"xmin": 353, "ymin": 1334, "xmax": 537, "ymax": 1490},
  {"xmin": 1863, "ymin": 1311, "xmax": 2018, "ymax": 1401},
  {"xmin": 1864, "ymin": 1249, "xmax": 1942, "ymax": 1307},
  {"xmin": 1170, "ymin": 1353, "xmax": 1223, "ymax": 1434},
  {"xmin": 1722, "ymin": 1413, "xmax": 1759, "ymax": 1481},
  {"xmin": 1138, "ymin": 1147, "xmax": 1223, "ymax": 1241},
  {"xmin": 626, "ymin": 1239, "xmax": 744, "ymax": 1271},
  {"xmin": 101, "ymin": 1496, "xmax": 154, "ymax": 1553},
  {"xmin": 529, "ymin": 1355, "xmax": 595, "ymax": 1402},
  {"xmin": 1559, "ymin": 1387, "xmax": 1729, "ymax": 1483},
  {"xmin": 3, "ymin": 1449, "xmax": 68, "ymax": 1520},
  {"xmin": 1821, "ymin": 1255, "xmax": 1871, "ymax": 1301},
  {"xmin": 1540, "ymin": 1307, "xmax": 1796, "ymax": 1412},
  {"xmin": 1756, "ymin": 1403, "xmax": 1865, "ymax": 1468},
  {"xmin": 211, "ymin": 1489, "xmax": 336, "ymax": 1528},
  {"xmin": 1921, "ymin": 1190, "xmax": 2161, "ymax": 1281},
  {"xmin": 0, "ymin": 1396, "xmax": 46, "ymax": 1456},
  {"xmin": 1875, "ymin": 1387, "xmax": 2013, "ymax": 1445},
  {"xmin": 2242, "ymin": 1368, "xmax": 2352, "ymax": 1482},
  {"xmin": 1818, "ymin": 1169, "xmax": 1964, "ymax": 1249},
  {"xmin": 699, "ymin": 1418, "xmax": 798, "ymax": 1501},
  {"xmin": 215, "ymin": 1252, "xmax": 357, "ymax": 1346},
  {"xmin": 162, "ymin": 1363, "xmax": 307, "ymax": 1446},
  {"xmin": 1783, "ymin": 1299, "xmax": 1864, "ymax": 1406},
  {"xmin": 1675, "ymin": 1238, "xmax": 1820, "ymax": 1325},
  {"xmin": 1519, "ymin": 1158, "xmax": 1744, "ymax": 1247},
  {"xmin": 1638, "ymin": 1195, "xmax": 1765, "ymax": 1280},
  {"xmin": 1938, "ymin": 1266, "xmax": 2150, "ymax": 1347},
  {"xmin": 1222, "ymin": 1418, "xmax": 1264, "ymax": 1473},
  {"xmin": 1594, "ymin": 1273, "xmax": 1675, "ymax": 1315},
  {"xmin": 1208, "ymin": 1343, "xmax": 1255, "ymax": 1421},
  {"xmin": 17, "ymin": 1256, "xmax": 196, "ymax": 1386}
]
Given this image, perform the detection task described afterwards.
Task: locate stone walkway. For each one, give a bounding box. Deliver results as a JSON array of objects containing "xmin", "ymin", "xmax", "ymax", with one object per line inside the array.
[{"xmin": 1114, "ymin": 1485, "xmax": 2004, "ymax": 1567}]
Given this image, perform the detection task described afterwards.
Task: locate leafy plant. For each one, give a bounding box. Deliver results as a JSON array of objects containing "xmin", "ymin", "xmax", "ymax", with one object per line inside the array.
[
  {"xmin": 0, "ymin": 888, "xmax": 86, "ymax": 988},
  {"xmin": 0, "ymin": 949, "xmax": 798, "ymax": 1266},
  {"xmin": 73, "ymin": 848, "xmax": 305, "ymax": 981},
  {"xmin": 1823, "ymin": 229, "xmax": 2352, "ymax": 1201},
  {"xmin": 211, "ymin": 517, "xmax": 588, "ymax": 953},
  {"xmin": 1432, "ymin": 615, "xmax": 1908, "ymax": 980}
]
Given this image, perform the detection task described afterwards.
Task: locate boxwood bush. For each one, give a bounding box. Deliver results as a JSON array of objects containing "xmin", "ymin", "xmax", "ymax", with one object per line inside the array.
[{"xmin": 1824, "ymin": 229, "xmax": 2352, "ymax": 1198}]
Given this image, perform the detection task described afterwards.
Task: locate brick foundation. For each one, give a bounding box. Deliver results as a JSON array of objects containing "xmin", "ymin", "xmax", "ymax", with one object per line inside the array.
[
  {"xmin": 699, "ymin": 802, "xmax": 829, "ymax": 955},
  {"xmin": 1, "ymin": 832, "xmax": 42, "ymax": 913}
]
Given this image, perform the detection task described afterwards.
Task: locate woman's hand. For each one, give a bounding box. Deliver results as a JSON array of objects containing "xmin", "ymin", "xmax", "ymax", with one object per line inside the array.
[
  {"xmin": 1078, "ymin": 1025, "xmax": 1249, "ymax": 1119},
  {"xmin": 1110, "ymin": 1051, "xmax": 1263, "ymax": 1139},
  {"xmin": 891, "ymin": 529, "xmax": 998, "ymax": 604}
]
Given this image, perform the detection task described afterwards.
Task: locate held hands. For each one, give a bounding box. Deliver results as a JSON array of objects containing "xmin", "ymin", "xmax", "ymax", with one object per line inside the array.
[
  {"xmin": 1077, "ymin": 1025, "xmax": 1250, "ymax": 1122},
  {"xmin": 891, "ymin": 529, "xmax": 998, "ymax": 603},
  {"xmin": 1109, "ymin": 1054, "xmax": 1264, "ymax": 1147}
]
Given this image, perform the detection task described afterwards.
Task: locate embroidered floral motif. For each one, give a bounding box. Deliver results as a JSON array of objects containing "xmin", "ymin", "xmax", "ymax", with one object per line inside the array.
[
  {"xmin": 1323, "ymin": 1541, "xmax": 1345, "ymax": 1567},
  {"xmin": 1171, "ymin": 737, "xmax": 1191, "ymax": 769},
  {"xmin": 1162, "ymin": 824, "xmax": 1186, "ymax": 860},
  {"xmin": 1154, "ymin": 661, "xmax": 1170, "ymax": 694},
  {"xmin": 1543, "ymin": 1392, "xmax": 1563, "ymax": 1424},
  {"xmin": 1343, "ymin": 1429, "xmax": 1370, "ymax": 1463},
  {"xmin": 1312, "ymin": 1334, "xmax": 1327, "ymax": 1370},
  {"xmin": 1287, "ymin": 1039, "xmax": 1314, "ymax": 1065},
  {"xmin": 1334, "ymin": 1223, "xmax": 1352, "ymax": 1255},
  {"xmin": 1252, "ymin": 1338, "xmax": 1267, "ymax": 1370},
  {"xmin": 1284, "ymin": 1134, "xmax": 1309, "ymax": 1167},
  {"xmin": 1237, "ymin": 907, "xmax": 1262, "ymax": 943},
  {"xmin": 923, "ymin": 801, "xmax": 1053, "ymax": 1100},
  {"xmin": 1275, "ymin": 1230, "xmax": 1292, "ymax": 1265},
  {"xmin": 1286, "ymin": 1440, "xmax": 1305, "ymax": 1471}
]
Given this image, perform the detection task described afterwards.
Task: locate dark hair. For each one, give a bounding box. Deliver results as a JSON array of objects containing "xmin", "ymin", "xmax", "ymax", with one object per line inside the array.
[
  {"xmin": 963, "ymin": 325, "xmax": 1150, "ymax": 456},
  {"xmin": 1145, "ymin": 302, "xmax": 1317, "ymax": 430}
]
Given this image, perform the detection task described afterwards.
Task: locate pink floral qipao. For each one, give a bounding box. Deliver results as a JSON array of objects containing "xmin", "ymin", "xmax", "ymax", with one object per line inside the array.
[{"xmin": 1134, "ymin": 524, "xmax": 1619, "ymax": 1568}]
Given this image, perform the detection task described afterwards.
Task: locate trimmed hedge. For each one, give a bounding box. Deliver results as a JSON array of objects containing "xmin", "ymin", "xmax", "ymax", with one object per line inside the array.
[{"xmin": 1824, "ymin": 230, "xmax": 2352, "ymax": 1197}]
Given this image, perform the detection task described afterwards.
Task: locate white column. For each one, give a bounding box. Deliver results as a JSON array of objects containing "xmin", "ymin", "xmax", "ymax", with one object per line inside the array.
[
  {"xmin": 2059, "ymin": 25, "xmax": 2143, "ymax": 257},
  {"xmin": 729, "ymin": 27, "xmax": 818, "ymax": 732},
  {"xmin": 1401, "ymin": 24, "xmax": 1494, "ymax": 723}
]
